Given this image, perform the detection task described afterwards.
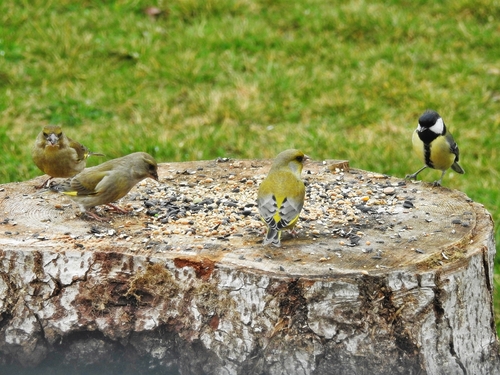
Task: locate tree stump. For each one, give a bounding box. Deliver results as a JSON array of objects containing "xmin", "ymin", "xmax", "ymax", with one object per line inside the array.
[{"xmin": 0, "ymin": 158, "xmax": 498, "ymax": 375}]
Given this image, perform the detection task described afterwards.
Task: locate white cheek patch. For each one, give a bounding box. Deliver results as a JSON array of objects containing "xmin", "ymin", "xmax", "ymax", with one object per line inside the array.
[{"xmin": 428, "ymin": 117, "xmax": 444, "ymax": 134}]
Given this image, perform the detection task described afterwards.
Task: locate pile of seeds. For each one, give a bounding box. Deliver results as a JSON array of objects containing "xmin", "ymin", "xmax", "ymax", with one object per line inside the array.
[
  {"xmin": 112, "ymin": 160, "xmax": 420, "ymax": 249},
  {"xmin": 30, "ymin": 158, "xmax": 473, "ymax": 274}
]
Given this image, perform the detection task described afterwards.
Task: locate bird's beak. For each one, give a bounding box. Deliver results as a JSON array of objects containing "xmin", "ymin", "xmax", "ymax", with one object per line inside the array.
[
  {"xmin": 151, "ymin": 171, "xmax": 159, "ymax": 181},
  {"xmin": 46, "ymin": 133, "xmax": 59, "ymax": 146},
  {"xmin": 304, "ymin": 154, "xmax": 311, "ymax": 162}
]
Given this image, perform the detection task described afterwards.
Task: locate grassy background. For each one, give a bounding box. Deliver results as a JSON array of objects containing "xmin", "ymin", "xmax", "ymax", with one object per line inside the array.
[{"xmin": 1, "ymin": 0, "xmax": 499, "ymax": 329}]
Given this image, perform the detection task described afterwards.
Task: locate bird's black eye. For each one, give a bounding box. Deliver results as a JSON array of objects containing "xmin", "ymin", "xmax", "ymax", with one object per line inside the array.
[{"xmin": 296, "ymin": 155, "xmax": 304, "ymax": 163}]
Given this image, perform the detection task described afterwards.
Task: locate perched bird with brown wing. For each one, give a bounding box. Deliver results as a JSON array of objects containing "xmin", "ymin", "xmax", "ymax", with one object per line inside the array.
[
  {"xmin": 32, "ymin": 125, "xmax": 104, "ymax": 188},
  {"xmin": 52, "ymin": 152, "xmax": 158, "ymax": 221},
  {"xmin": 257, "ymin": 149, "xmax": 309, "ymax": 247}
]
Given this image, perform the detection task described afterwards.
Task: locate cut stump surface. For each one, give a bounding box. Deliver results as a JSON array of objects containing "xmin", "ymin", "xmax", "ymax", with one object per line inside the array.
[{"xmin": 0, "ymin": 158, "xmax": 497, "ymax": 375}]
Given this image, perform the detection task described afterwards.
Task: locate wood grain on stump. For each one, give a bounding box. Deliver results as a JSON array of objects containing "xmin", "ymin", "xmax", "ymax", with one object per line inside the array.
[{"xmin": 0, "ymin": 158, "xmax": 498, "ymax": 375}]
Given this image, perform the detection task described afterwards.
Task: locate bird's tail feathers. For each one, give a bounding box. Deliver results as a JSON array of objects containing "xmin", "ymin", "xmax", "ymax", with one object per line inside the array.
[
  {"xmin": 50, "ymin": 180, "xmax": 71, "ymax": 193},
  {"xmin": 86, "ymin": 151, "xmax": 105, "ymax": 158},
  {"xmin": 263, "ymin": 228, "xmax": 281, "ymax": 247},
  {"xmin": 451, "ymin": 162, "xmax": 465, "ymax": 174},
  {"xmin": 62, "ymin": 191, "xmax": 79, "ymax": 197}
]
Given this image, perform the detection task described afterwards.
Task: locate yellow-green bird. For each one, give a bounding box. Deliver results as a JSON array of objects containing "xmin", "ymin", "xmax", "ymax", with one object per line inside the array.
[
  {"xmin": 52, "ymin": 152, "xmax": 158, "ymax": 220},
  {"xmin": 406, "ymin": 110, "xmax": 464, "ymax": 186},
  {"xmin": 32, "ymin": 125, "xmax": 104, "ymax": 188},
  {"xmin": 257, "ymin": 149, "xmax": 309, "ymax": 247}
]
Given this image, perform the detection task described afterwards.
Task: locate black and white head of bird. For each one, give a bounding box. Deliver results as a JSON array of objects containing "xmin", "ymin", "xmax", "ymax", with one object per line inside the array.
[
  {"xmin": 417, "ymin": 110, "xmax": 445, "ymax": 134},
  {"xmin": 416, "ymin": 110, "xmax": 446, "ymax": 143}
]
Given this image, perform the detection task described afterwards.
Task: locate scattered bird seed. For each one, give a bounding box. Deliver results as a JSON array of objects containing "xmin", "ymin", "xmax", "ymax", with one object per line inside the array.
[
  {"xmin": 383, "ymin": 187, "xmax": 395, "ymax": 195},
  {"xmin": 403, "ymin": 200, "xmax": 414, "ymax": 209},
  {"xmin": 22, "ymin": 160, "xmax": 471, "ymax": 272}
]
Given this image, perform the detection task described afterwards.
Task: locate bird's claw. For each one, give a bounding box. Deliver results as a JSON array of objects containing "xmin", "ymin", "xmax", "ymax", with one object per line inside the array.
[
  {"xmin": 105, "ymin": 203, "xmax": 129, "ymax": 214},
  {"xmin": 35, "ymin": 177, "xmax": 54, "ymax": 190},
  {"xmin": 78, "ymin": 210, "xmax": 110, "ymax": 222}
]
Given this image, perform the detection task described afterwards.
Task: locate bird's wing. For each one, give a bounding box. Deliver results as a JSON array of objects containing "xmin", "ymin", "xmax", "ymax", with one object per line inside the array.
[
  {"xmin": 258, "ymin": 193, "xmax": 303, "ymax": 230},
  {"xmin": 445, "ymin": 132, "xmax": 460, "ymax": 162},
  {"xmin": 257, "ymin": 194, "xmax": 279, "ymax": 228},
  {"xmin": 66, "ymin": 137, "xmax": 89, "ymax": 162},
  {"xmin": 276, "ymin": 196, "xmax": 303, "ymax": 229},
  {"xmin": 68, "ymin": 170, "xmax": 110, "ymax": 196}
]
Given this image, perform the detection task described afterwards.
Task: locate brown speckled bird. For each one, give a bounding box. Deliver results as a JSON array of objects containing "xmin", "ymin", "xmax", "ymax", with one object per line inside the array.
[
  {"xmin": 32, "ymin": 125, "xmax": 104, "ymax": 188},
  {"xmin": 52, "ymin": 152, "xmax": 159, "ymax": 221}
]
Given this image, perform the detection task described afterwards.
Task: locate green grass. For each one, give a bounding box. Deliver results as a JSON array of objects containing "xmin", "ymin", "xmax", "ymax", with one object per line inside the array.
[{"xmin": 1, "ymin": 0, "xmax": 499, "ymax": 330}]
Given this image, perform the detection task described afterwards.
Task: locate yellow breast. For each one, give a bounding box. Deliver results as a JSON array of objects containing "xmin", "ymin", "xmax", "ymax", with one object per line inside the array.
[{"xmin": 412, "ymin": 131, "xmax": 455, "ymax": 171}]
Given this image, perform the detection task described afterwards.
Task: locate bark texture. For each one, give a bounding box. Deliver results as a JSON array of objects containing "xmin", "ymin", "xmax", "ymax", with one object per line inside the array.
[{"xmin": 0, "ymin": 159, "xmax": 497, "ymax": 374}]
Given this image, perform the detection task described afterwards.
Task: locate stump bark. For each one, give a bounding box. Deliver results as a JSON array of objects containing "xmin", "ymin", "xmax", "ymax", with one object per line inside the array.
[{"xmin": 0, "ymin": 158, "xmax": 498, "ymax": 375}]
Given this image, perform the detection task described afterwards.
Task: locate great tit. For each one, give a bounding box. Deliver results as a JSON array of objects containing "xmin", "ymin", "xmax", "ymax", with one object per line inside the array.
[{"xmin": 406, "ymin": 110, "xmax": 464, "ymax": 186}]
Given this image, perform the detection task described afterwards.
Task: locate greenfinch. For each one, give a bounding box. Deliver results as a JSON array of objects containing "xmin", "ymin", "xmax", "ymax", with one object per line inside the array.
[
  {"xmin": 406, "ymin": 110, "xmax": 464, "ymax": 186},
  {"xmin": 257, "ymin": 149, "xmax": 309, "ymax": 247},
  {"xmin": 52, "ymin": 152, "xmax": 158, "ymax": 220},
  {"xmin": 32, "ymin": 125, "xmax": 104, "ymax": 188}
]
